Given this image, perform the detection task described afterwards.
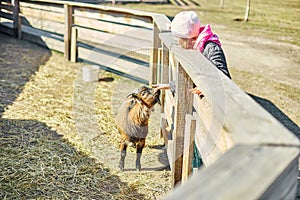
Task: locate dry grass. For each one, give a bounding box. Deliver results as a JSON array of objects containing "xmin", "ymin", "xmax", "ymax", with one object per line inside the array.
[
  {"xmin": 2, "ymin": 0, "xmax": 298, "ymax": 198},
  {"xmin": 116, "ymin": 0, "xmax": 300, "ymax": 46},
  {"xmin": 0, "ymin": 34, "xmax": 171, "ymax": 199},
  {"xmin": 0, "ymin": 119, "xmax": 143, "ymax": 199}
]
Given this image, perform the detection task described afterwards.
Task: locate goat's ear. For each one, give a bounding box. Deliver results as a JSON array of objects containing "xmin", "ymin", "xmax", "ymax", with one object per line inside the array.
[
  {"xmin": 157, "ymin": 98, "xmax": 161, "ymax": 105},
  {"xmin": 127, "ymin": 92, "xmax": 138, "ymax": 99}
]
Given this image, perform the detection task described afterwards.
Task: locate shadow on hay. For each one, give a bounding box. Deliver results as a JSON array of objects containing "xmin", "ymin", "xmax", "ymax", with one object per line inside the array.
[
  {"xmin": 0, "ymin": 33, "xmax": 52, "ymax": 117},
  {"xmin": 0, "ymin": 119, "xmax": 145, "ymax": 199},
  {"xmin": 0, "ymin": 33, "xmax": 145, "ymax": 199}
]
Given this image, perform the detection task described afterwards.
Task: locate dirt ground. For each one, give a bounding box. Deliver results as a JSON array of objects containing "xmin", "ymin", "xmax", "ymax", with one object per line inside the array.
[
  {"xmin": 220, "ymin": 28, "xmax": 300, "ymax": 136},
  {"xmin": 0, "ymin": 23, "xmax": 299, "ymax": 199}
]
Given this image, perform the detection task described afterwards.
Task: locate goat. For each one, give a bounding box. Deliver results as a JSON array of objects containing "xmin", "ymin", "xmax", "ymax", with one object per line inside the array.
[{"xmin": 115, "ymin": 86, "xmax": 161, "ymax": 171}]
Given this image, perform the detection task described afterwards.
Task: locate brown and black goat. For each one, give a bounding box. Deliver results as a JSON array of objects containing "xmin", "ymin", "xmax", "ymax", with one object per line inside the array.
[{"xmin": 115, "ymin": 86, "xmax": 161, "ymax": 171}]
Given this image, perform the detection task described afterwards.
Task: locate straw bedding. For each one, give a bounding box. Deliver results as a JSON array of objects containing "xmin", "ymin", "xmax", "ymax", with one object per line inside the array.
[{"xmin": 0, "ymin": 35, "xmax": 170, "ymax": 199}]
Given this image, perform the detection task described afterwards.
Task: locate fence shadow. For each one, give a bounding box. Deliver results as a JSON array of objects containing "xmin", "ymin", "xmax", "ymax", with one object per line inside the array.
[
  {"xmin": 249, "ymin": 93, "xmax": 300, "ymax": 139},
  {"xmin": 0, "ymin": 33, "xmax": 51, "ymax": 117},
  {"xmin": 0, "ymin": 118, "xmax": 146, "ymax": 199}
]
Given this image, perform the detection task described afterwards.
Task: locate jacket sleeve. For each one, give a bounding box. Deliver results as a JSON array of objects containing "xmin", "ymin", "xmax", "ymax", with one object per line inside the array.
[{"xmin": 202, "ymin": 41, "xmax": 231, "ymax": 79}]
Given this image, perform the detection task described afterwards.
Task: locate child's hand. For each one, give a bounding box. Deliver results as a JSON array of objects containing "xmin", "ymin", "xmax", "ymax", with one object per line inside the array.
[
  {"xmin": 189, "ymin": 87, "xmax": 204, "ymax": 99},
  {"xmin": 152, "ymin": 84, "xmax": 170, "ymax": 90}
]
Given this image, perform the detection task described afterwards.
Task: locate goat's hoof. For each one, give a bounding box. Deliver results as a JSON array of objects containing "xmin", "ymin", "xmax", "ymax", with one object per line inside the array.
[
  {"xmin": 119, "ymin": 162, "xmax": 125, "ymax": 172},
  {"xmin": 136, "ymin": 166, "xmax": 141, "ymax": 171}
]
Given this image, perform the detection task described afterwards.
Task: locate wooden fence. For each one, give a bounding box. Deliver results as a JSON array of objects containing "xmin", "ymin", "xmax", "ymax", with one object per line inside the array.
[{"xmin": 0, "ymin": 0, "xmax": 299, "ymax": 199}]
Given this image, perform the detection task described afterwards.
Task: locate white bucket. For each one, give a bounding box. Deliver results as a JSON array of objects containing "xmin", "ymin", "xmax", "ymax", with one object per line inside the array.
[{"xmin": 82, "ymin": 65, "xmax": 99, "ymax": 82}]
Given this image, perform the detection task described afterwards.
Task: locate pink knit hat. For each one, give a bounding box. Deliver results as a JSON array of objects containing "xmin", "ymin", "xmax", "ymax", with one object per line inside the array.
[{"xmin": 171, "ymin": 11, "xmax": 201, "ymax": 39}]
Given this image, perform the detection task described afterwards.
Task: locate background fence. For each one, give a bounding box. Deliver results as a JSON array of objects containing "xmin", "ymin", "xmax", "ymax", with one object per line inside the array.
[{"xmin": 0, "ymin": 0, "xmax": 299, "ymax": 199}]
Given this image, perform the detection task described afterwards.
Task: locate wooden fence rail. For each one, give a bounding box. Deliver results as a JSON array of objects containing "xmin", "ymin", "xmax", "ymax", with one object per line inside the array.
[{"xmin": 0, "ymin": 0, "xmax": 299, "ymax": 199}]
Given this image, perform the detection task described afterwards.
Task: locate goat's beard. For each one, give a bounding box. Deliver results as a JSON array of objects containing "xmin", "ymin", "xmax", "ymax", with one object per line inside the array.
[{"xmin": 132, "ymin": 105, "xmax": 152, "ymax": 126}]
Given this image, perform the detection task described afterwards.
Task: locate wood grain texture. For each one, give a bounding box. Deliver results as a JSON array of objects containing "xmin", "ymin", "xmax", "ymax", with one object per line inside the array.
[
  {"xmin": 21, "ymin": 25, "xmax": 64, "ymax": 52},
  {"xmin": 159, "ymin": 32, "xmax": 299, "ymax": 147},
  {"xmin": 166, "ymin": 145, "xmax": 299, "ymax": 200},
  {"xmin": 181, "ymin": 114, "xmax": 196, "ymax": 184},
  {"xmin": 64, "ymin": 4, "xmax": 73, "ymax": 60},
  {"xmin": 171, "ymin": 63, "xmax": 194, "ymax": 186},
  {"xmin": 70, "ymin": 26, "xmax": 77, "ymax": 62}
]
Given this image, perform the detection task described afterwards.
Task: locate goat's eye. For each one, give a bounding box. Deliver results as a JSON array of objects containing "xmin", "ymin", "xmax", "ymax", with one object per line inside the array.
[{"xmin": 141, "ymin": 91, "xmax": 147, "ymax": 96}]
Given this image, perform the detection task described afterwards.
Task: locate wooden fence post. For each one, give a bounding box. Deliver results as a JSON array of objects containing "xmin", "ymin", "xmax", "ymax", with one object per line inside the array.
[
  {"xmin": 159, "ymin": 43, "xmax": 170, "ymax": 139},
  {"xmin": 149, "ymin": 21, "xmax": 160, "ymax": 86},
  {"xmin": 160, "ymin": 43, "xmax": 169, "ymax": 112},
  {"xmin": 0, "ymin": 1, "xmax": 2, "ymax": 22},
  {"xmin": 70, "ymin": 26, "xmax": 77, "ymax": 62},
  {"xmin": 161, "ymin": 44, "xmax": 169, "ymax": 84},
  {"xmin": 171, "ymin": 63, "xmax": 194, "ymax": 186},
  {"xmin": 181, "ymin": 114, "xmax": 196, "ymax": 184},
  {"xmin": 64, "ymin": 4, "xmax": 73, "ymax": 60},
  {"xmin": 12, "ymin": 0, "xmax": 20, "ymax": 38}
]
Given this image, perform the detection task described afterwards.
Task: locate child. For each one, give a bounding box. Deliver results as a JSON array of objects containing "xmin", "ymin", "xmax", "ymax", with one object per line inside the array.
[{"xmin": 156, "ymin": 11, "xmax": 231, "ymax": 95}]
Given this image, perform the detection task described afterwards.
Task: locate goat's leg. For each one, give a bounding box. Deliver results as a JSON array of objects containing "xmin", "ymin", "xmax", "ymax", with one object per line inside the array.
[
  {"xmin": 136, "ymin": 139, "xmax": 145, "ymax": 171},
  {"xmin": 119, "ymin": 140, "xmax": 127, "ymax": 171}
]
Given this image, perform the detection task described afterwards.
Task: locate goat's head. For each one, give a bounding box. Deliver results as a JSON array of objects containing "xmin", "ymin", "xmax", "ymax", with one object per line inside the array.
[{"xmin": 127, "ymin": 86, "xmax": 161, "ymax": 109}]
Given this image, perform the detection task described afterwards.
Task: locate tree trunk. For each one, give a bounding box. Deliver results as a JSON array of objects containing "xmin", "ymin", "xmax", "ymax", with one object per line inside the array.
[
  {"xmin": 244, "ymin": 0, "xmax": 251, "ymax": 22},
  {"xmin": 220, "ymin": 0, "xmax": 224, "ymax": 9}
]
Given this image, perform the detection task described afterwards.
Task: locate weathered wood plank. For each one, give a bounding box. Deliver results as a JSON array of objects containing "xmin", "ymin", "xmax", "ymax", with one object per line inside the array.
[
  {"xmin": 12, "ymin": 0, "xmax": 22, "ymax": 39},
  {"xmin": 70, "ymin": 26, "xmax": 77, "ymax": 62},
  {"xmin": 22, "ymin": 0, "xmax": 156, "ymax": 21},
  {"xmin": 74, "ymin": 14, "xmax": 152, "ymax": 41},
  {"xmin": 157, "ymin": 47, "xmax": 162, "ymax": 83},
  {"xmin": 193, "ymin": 94, "xmax": 232, "ymax": 164},
  {"xmin": 0, "ymin": 3, "xmax": 13, "ymax": 12},
  {"xmin": 166, "ymin": 145, "xmax": 299, "ymax": 200},
  {"xmin": 20, "ymin": 6, "xmax": 64, "ymax": 23},
  {"xmin": 159, "ymin": 43, "xmax": 170, "ymax": 116},
  {"xmin": 192, "ymin": 111, "xmax": 223, "ymax": 166},
  {"xmin": 0, "ymin": 0, "xmax": 12, "ymax": 4},
  {"xmin": 20, "ymin": 16, "xmax": 64, "ymax": 35},
  {"xmin": 165, "ymin": 89, "xmax": 175, "ymax": 106},
  {"xmin": 159, "ymin": 32, "xmax": 299, "ymax": 147},
  {"xmin": 149, "ymin": 20, "xmax": 160, "ymax": 85},
  {"xmin": 76, "ymin": 26, "xmax": 152, "ymax": 52},
  {"xmin": 74, "ymin": 8, "xmax": 152, "ymax": 29},
  {"xmin": 163, "ymin": 106, "xmax": 174, "ymax": 132},
  {"xmin": 168, "ymin": 52, "xmax": 177, "ymax": 82},
  {"xmin": 160, "ymin": 114, "xmax": 171, "ymax": 145},
  {"xmin": 20, "ymin": 1, "xmax": 64, "ymax": 13},
  {"xmin": 0, "ymin": 11, "xmax": 13, "ymax": 20},
  {"xmin": 4, "ymin": 0, "xmax": 21, "ymax": 38},
  {"xmin": 0, "ymin": 22, "xmax": 15, "ymax": 36},
  {"xmin": 167, "ymin": 140, "xmax": 174, "ymax": 171},
  {"xmin": 152, "ymin": 13, "xmax": 170, "ymax": 33},
  {"xmin": 64, "ymin": 4, "xmax": 73, "ymax": 60},
  {"xmin": 182, "ymin": 114, "xmax": 196, "ymax": 184},
  {"xmin": 171, "ymin": 63, "xmax": 194, "ymax": 186},
  {"xmin": 77, "ymin": 44, "xmax": 149, "ymax": 83},
  {"xmin": 164, "ymin": 90, "xmax": 175, "ymax": 127},
  {"xmin": 161, "ymin": 43, "xmax": 170, "ymax": 84},
  {"xmin": 21, "ymin": 25, "xmax": 64, "ymax": 52}
]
